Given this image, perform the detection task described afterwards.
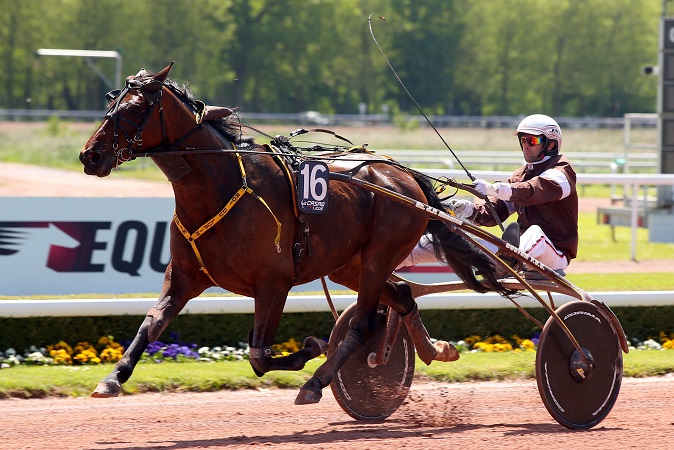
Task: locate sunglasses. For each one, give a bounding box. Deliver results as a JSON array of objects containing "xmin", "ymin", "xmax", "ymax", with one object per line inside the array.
[{"xmin": 520, "ymin": 135, "xmax": 544, "ymax": 146}]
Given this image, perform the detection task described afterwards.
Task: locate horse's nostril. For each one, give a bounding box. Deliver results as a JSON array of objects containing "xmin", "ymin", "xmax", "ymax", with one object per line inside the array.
[{"xmin": 80, "ymin": 150, "xmax": 100, "ymax": 165}]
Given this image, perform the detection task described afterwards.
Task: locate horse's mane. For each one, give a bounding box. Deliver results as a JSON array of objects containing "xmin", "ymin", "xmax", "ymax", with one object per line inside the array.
[{"xmin": 139, "ymin": 69, "xmax": 254, "ymax": 146}]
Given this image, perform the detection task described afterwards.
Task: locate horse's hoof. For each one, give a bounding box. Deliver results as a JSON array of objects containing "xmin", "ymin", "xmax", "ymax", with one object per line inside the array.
[
  {"xmin": 294, "ymin": 377, "xmax": 323, "ymax": 405},
  {"xmin": 91, "ymin": 379, "xmax": 121, "ymax": 398},
  {"xmin": 294, "ymin": 387, "xmax": 323, "ymax": 405},
  {"xmin": 434, "ymin": 340, "xmax": 460, "ymax": 362}
]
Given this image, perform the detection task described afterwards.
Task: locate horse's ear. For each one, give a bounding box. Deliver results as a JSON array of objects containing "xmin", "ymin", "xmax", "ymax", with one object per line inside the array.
[
  {"xmin": 203, "ymin": 106, "xmax": 234, "ymax": 121},
  {"xmin": 153, "ymin": 62, "xmax": 175, "ymax": 83}
]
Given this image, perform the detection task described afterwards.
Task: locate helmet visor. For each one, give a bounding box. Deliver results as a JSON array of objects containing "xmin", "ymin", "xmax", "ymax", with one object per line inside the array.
[{"xmin": 519, "ymin": 135, "xmax": 544, "ymax": 146}]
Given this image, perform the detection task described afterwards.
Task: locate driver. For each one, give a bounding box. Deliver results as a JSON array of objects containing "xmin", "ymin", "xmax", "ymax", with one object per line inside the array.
[{"xmin": 398, "ymin": 114, "xmax": 578, "ymax": 274}]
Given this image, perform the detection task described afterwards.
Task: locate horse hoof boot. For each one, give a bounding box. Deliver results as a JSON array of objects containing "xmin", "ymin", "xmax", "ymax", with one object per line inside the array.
[{"xmin": 434, "ymin": 340, "xmax": 460, "ymax": 362}]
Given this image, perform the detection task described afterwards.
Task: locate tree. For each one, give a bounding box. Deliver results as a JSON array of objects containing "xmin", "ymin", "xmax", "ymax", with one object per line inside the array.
[{"xmin": 0, "ymin": 0, "xmax": 664, "ymax": 117}]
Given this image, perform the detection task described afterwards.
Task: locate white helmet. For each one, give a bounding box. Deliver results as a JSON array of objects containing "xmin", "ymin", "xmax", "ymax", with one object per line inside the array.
[{"xmin": 515, "ymin": 114, "xmax": 563, "ymax": 152}]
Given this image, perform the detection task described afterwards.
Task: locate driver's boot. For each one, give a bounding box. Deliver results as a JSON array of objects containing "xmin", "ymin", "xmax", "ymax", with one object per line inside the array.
[{"xmin": 496, "ymin": 222, "xmax": 521, "ymax": 276}]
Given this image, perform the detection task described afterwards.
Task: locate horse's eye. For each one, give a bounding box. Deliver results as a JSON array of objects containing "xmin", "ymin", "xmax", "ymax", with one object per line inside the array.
[{"xmin": 122, "ymin": 101, "xmax": 144, "ymax": 116}]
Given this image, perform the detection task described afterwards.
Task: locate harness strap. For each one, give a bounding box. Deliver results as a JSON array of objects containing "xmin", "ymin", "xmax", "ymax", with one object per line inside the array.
[
  {"xmin": 264, "ymin": 143, "xmax": 299, "ymax": 217},
  {"xmin": 233, "ymin": 149, "xmax": 283, "ymax": 252},
  {"xmin": 172, "ymin": 149, "xmax": 282, "ymax": 287}
]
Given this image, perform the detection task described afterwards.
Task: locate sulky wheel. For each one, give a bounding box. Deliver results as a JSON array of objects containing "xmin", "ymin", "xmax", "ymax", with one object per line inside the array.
[
  {"xmin": 329, "ymin": 302, "xmax": 415, "ymax": 420},
  {"xmin": 536, "ymin": 300, "xmax": 623, "ymax": 430}
]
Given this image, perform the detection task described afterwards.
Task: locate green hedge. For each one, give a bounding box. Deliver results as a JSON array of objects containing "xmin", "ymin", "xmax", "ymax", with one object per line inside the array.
[{"xmin": 2, "ymin": 306, "xmax": 673, "ymax": 351}]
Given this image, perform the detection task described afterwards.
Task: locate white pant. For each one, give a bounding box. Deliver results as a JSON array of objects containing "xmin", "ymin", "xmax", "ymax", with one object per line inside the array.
[
  {"xmin": 518, "ymin": 225, "xmax": 569, "ymax": 270},
  {"xmin": 396, "ymin": 224, "xmax": 568, "ymax": 271}
]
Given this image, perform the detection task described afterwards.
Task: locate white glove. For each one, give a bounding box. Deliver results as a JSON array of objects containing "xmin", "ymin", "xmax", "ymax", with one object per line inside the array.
[
  {"xmin": 445, "ymin": 199, "xmax": 474, "ymax": 219},
  {"xmin": 473, "ymin": 179, "xmax": 512, "ymax": 201}
]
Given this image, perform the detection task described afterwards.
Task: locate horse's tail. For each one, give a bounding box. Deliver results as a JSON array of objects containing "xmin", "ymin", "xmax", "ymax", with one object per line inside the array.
[{"xmin": 413, "ymin": 174, "xmax": 510, "ymax": 296}]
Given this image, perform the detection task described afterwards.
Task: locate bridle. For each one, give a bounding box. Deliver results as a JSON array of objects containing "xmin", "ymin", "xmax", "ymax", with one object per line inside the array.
[
  {"xmin": 104, "ymin": 77, "xmax": 206, "ymax": 167},
  {"xmin": 104, "ymin": 78, "xmax": 165, "ymax": 165}
]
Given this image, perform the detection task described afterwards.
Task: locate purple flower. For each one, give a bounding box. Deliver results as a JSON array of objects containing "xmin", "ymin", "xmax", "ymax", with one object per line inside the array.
[
  {"xmin": 146, "ymin": 341, "xmax": 166, "ymax": 356},
  {"xmin": 530, "ymin": 333, "xmax": 540, "ymax": 346},
  {"xmin": 161, "ymin": 343, "xmax": 199, "ymax": 360}
]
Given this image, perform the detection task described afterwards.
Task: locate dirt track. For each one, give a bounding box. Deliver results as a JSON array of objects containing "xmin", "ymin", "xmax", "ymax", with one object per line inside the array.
[{"xmin": 1, "ymin": 378, "xmax": 673, "ymax": 450}]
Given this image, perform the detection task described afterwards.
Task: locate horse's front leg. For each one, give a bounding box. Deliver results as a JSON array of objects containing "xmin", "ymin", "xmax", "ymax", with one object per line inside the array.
[
  {"xmin": 92, "ymin": 262, "xmax": 204, "ymax": 397},
  {"xmin": 247, "ymin": 284, "xmax": 328, "ymax": 376}
]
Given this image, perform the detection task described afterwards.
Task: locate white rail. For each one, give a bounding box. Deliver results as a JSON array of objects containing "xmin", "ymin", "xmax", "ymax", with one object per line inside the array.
[
  {"xmin": 2, "ymin": 291, "xmax": 673, "ymax": 318},
  {"xmin": 380, "ymin": 150, "xmax": 657, "ymax": 171}
]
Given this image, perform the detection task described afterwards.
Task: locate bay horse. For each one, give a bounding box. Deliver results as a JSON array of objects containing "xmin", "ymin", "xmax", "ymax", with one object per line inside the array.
[{"xmin": 79, "ymin": 63, "xmax": 509, "ymax": 405}]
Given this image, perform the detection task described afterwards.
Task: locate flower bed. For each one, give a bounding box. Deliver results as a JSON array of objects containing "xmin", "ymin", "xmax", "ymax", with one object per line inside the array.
[{"xmin": 1, "ymin": 332, "xmax": 672, "ymax": 369}]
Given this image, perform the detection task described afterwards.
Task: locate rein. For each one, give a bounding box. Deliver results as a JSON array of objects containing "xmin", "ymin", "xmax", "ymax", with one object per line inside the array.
[{"xmin": 140, "ymin": 146, "xmax": 478, "ymax": 199}]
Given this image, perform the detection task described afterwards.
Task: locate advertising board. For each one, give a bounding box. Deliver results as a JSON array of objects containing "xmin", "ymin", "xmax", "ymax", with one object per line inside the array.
[{"xmin": 0, "ymin": 197, "xmax": 455, "ymax": 296}]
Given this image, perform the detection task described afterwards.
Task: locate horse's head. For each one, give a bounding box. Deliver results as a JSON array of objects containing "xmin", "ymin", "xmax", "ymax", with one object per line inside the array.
[{"xmin": 79, "ymin": 63, "xmax": 175, "ymax": 177}]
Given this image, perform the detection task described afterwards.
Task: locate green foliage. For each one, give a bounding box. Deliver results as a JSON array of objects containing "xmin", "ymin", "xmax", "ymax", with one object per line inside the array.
[
  {"xmin": 0, "ymin": 0, "xmax": 662, "ymax": 116},
  {"xmin": 3, "ymin": 305, "xmax": 674, "ymax": 353},
  {"xmin": 0, "ymin": 312, "xmax": 337, "ymax": 351}
]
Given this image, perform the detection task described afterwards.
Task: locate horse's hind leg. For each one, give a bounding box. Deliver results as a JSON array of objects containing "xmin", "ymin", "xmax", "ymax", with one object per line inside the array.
[
  {"xmin": 387, "ymin": 281, "xmax": 459, "ymax": 365},
  {"xmin": 295, "ymin": 266, "xmax": 383, "ymax": 405},
  {"xmin": 92, "ymin": 262, "xmax": 203, "ymax": 397}
]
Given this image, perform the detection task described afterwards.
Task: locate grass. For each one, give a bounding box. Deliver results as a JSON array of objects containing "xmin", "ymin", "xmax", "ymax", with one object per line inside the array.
[
  {"xmin": 565, "ymin": 273, "xmax": 674, "ymax": 291},
  {"xmin": 1, "ymin": 350, "xmax": 672, "ymax": 399},
  {"xmin": 0, "ymin": 359, "xmax": 324, "ymax": 399},
  {"xmin": 575, "ymin": 213, "xmax": 674, "ymax": 261}
]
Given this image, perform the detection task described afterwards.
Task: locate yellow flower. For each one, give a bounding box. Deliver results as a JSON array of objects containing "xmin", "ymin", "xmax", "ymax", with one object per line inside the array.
[
  {"xmin": 100, "ymin": 348, "xmax": 124, "ymax": 362},
  {"xmin": 47, "ymin": 341, "xmax": 73, "ymax": 355},
  {"xmin": 49, "ymin": 349, "xmax": 72, "ymax": 365},
  {"xmin": 493, "ymin": 343, "xmax": 513, "ymax": 352},
  {"xmin": 463, "ymin": 335, "xmax": 482, "ymax": 347},
  {"xmin": 474, "ymin": 342, "xmax": 494, "ymax": 352},
  {"xmin": 659, "ymin": 331, "xmax": 674, "ymax": 344},
  {"xmin": 663, "ymin": 339, "xmax": 674, "ymax": 350},
  {"xmin": 485, "ymin": 334, "xmax": 509, "ymax": 345},
  {"xmin": 520, "ymin": 339, "xmax": 536, "ymax": 350},
  {"xmin": 272, "ymin": 338, "xmax": 302, "ymax": 355}
]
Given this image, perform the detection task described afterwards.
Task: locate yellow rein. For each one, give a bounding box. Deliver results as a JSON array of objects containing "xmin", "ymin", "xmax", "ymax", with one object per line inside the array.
[{"xmin": 173, "ymin": 148, "xmax": 282, "ymax": 287}]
